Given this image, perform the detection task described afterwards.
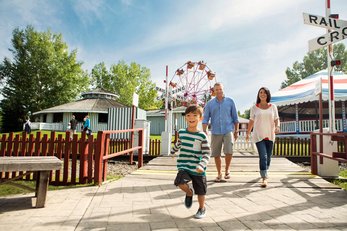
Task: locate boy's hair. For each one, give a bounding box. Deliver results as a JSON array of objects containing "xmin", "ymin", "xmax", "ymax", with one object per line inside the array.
[{"xmin": 185, "ymin": 105, "xmax": 203, "ymax": 117}]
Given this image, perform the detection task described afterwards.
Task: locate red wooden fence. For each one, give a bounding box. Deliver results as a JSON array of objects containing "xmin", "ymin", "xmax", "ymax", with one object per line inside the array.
[
  {"xmin": 0, "ymin": 129, "xmax": 144, "ymax": 186},
  {"xmin": 0, "ymin": 131, "xmax": 95, "ymax": 185},
  {"xmin": 2, "ymin": 131, "xmax": 329, "ymax": 186}
]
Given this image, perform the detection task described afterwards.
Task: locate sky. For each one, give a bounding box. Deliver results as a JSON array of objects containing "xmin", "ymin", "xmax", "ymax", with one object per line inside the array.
[{"xmin": 0, "ymin": 0, "xmax": 347, "ymax": 112}]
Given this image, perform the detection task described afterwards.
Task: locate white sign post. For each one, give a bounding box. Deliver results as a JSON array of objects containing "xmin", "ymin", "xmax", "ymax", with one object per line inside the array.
[
  {"xmin": 303, "ymin": 9, "xmax": 347, "ymax": 133},
  {"xmin": 303, "ymin": 1, "xmax": 344, "ymax": 177}
]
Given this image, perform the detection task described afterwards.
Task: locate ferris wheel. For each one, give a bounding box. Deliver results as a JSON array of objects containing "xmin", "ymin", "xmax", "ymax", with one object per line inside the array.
[{"xmin": 167, "ymin": 60, "xmax": 217, "ymax": 107}]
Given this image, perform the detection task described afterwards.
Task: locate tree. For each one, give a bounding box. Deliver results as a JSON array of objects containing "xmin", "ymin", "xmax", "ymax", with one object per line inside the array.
[
  {"xmin": 0, "ymin": 26, "xmax": 89, "ymax": 132},
  {"xmin": 281, "ymin": 43, "xmax": 347, "ymax": 89},
  {"xmin": 91, "ymin": 61, "xmax": 161, "ymax": 110},
  {"xmin": 238, "ymin": 109, "xmax": 250, "ymax": 119}
]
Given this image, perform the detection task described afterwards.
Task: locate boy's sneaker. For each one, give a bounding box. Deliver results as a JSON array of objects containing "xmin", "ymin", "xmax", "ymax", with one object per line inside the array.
[
  {"xmin": 194, "ymin": 207, "xmax": 206, "ymax": 219},
  {"xmin": 184, "ymin": 194, "xmax": 193, "ymax": 209},
  {"xmin": 184, "ymin": 187, "xmax": 193, "ymax": 208}
]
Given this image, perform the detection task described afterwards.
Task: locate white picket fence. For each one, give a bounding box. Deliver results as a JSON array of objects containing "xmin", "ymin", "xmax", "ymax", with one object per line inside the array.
[
  {"xmin": 280, "ymin": 118, "xmax": 345, "ymax": 133},
  {"xmin": 234, "ymin": 130, "xmax": 255, "ymax": 151}
]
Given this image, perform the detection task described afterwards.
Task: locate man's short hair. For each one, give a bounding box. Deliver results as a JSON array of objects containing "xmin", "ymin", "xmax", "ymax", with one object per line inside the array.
[{"xmin": 214, "ymin": 82, "xmax": 223, "ymax": 88}]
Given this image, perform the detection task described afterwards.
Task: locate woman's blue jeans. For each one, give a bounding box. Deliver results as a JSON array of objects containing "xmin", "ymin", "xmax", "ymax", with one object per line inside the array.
[{"xmin": 255, "ymin": 139, "xmax": 274, "ymax": 179}]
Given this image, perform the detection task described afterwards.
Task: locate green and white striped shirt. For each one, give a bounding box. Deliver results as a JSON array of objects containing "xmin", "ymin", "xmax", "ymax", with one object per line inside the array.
[{"xmin": 171, "ymin": 129, "xmax": 211, "ymax": 176}]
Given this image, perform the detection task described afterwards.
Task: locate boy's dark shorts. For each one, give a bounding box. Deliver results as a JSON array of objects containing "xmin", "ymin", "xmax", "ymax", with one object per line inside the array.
[{"xmin": 174, "ymin": 170, "xmax": 207, "ymax": 195}]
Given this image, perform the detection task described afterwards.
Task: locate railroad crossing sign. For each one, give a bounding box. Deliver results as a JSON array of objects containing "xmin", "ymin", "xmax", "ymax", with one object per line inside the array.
[
  {"xmin": 303, "ymin": 13, "xmax": 347, "ymax": 51},
  {"xmin": 156, "ymin": 86, "xmax": 185, "ymax": 100}
]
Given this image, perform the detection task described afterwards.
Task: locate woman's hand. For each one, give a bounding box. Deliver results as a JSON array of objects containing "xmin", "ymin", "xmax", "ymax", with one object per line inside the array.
[{"xmin": 275, "ymin": 126, "xmax": 280, "ymax": 134}]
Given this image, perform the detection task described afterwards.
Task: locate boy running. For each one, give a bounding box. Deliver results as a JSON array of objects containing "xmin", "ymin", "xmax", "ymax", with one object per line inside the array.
[{"xmin": 171, "ymin": 105, "xmax": 211, "ymax": 219}]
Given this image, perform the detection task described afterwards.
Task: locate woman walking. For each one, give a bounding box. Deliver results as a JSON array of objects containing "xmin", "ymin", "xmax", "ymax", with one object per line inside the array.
[{"xmin": 246, "ymin": 87, "xmax": 280, "ymax": 187}]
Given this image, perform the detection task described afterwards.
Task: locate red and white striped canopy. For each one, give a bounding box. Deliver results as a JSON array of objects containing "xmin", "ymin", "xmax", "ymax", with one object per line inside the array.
[{"xmin": 272, "ymin": 70, "xmax": 347, "ymax": 107}]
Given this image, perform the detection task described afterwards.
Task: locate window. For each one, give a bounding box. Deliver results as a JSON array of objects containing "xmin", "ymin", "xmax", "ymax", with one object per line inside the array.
[
  {"xmin": 74, "ymin": 113, "xmax": 88, "ymax": 122},
  {"xmin": 53, "ymin": 113, "xmax": 63, "ymax": 122},
  {"xmin": 99, "ymin": 113, "xmax": 108, "ymax": 123}
]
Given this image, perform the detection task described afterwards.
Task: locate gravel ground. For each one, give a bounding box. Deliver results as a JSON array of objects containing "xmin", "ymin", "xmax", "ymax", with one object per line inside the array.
[
  {"xmin": 107, "ymin": 156, "xmax": 154, "ymax": 177},
  {"xmin": 107, "ymin": 160, "xmax": 139, "ymax": 176}
]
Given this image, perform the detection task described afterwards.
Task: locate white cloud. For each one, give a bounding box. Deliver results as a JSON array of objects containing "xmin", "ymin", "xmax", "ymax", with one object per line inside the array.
[
  {"xmin": 121, "ymin": 0, "xmax": 133, "ymax": 7},
  {"xmin": 119, "ymin": 0, "xmax": 303, "ymax": 56},
  {"xmin": 72, "ymin": 0, "xmax": 106, "ymax": 26}
]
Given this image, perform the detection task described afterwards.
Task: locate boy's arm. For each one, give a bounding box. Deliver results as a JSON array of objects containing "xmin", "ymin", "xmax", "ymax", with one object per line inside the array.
[
  {"xmin": 170, "ymin": 139, "xmax": 182, "ymax": 155},
  {"xmin": 197, "ymin": 138, "xmax": 210, "ymax": 170}
]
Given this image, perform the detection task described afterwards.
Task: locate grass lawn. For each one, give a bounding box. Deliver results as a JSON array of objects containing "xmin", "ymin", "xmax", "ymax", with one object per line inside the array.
[
  {"xmin": 150, "ymin": 134, "xmax": 176, "ymax": 141},
  {"xmin": 0, "ymin": 173, "xmax": 124, "ymax": 197},
  {"xmin": 0, "ymin": 180, "xmax": 95, "ymax": 197},
  {"xmin": 330, "ymin": 169, "xmax": 347, "ymax": 190}
]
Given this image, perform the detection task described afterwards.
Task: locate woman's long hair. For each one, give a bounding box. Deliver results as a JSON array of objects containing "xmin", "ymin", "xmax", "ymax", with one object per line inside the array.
[{"xmin": 256, "ymin": 87, "xmax": 271, "ymax": 104}]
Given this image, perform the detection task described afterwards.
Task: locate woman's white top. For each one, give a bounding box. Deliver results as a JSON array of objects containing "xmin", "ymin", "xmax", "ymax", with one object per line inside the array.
[{"xmin": 250, "ymin": 103, "xmax": 279, "ymax": 143}]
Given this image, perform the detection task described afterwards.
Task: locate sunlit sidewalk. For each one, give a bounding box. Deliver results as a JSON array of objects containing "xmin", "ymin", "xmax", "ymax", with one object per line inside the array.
[{"xmin": 1, "ymin": 152, "xmax": 346, "ymax": 231}]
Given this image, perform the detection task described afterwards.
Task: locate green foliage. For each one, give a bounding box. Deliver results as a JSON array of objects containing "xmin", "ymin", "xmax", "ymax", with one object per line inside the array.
[
  {"xmin": 331, "ymin": 169, "xmax": 347, "ymax": 191},
  {"xmin": 238, "ymin": 109, "xmax": 250, "ymax": 119},
  {"xmin": 0, "ymin": 26, "xmax": 89, "ymax": 132},
  {"xmin": 281, "ymin": 44, "xmax": 347, "ymax": 89},
  {"xmin": 340, "ymin": 169, "xmax": 347, "ymax": 178},
  {"xmin": 91, "ymin": 61, "xmax": 161, "ymax": 110}
]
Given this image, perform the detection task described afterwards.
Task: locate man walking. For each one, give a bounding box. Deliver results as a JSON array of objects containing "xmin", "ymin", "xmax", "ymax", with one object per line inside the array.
[
  {"xmin": 69, "ymin": 115, "xmax": 78, "ymax": 138},
  {"xmin": 202, "ymin": 82, "xmax": 239, "ymax": 182}
]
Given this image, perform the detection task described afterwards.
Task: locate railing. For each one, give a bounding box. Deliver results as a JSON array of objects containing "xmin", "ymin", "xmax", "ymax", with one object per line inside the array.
[
  {"xmin": 30, "ymin": 122, "xmax": 65, "ymax": 131},
  {"xmin": 280, "ymin": 119, "xmax": 345, "ymax": 133},
  {"xmin": 310, "ymin": 132, "xmax": 347, "ymax": 175},
  {"xmin": 0, "ymin": 130, "xmax": 144, "ymax": 186},
  {"xmin": 0, "ymin": 132, "xmax": 95, "ymax": 185},
  {"xmin": 233, "ymin": 130, "xmax": 254, "ymax": 151},
  {"xmin": 30, "ymin": 122, "xmax": 108, "ymax": 132},
  {"xmin": 94, "ymin": 128, "xmax": 143, "ymax": 185},
  {"xmin": 274, "ymin": 137, "xmax": 310, "ymax": 157}
]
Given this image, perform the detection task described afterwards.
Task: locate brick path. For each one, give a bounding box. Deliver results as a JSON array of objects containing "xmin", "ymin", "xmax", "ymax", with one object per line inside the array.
[{"xmin": 1, "ymin": 152, "xmax": 347, "ymax": 230}]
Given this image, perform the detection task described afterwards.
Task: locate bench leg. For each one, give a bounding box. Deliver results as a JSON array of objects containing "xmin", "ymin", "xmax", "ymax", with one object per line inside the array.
[{"xmin": 35, "ymin": 171, "xmax": 49, "ymax": 208}]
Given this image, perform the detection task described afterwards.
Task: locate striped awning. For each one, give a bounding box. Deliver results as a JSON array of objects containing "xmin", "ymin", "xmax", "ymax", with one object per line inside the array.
[{"xmin": 272, "ymin": 70, "xmax": 347, "ymax": 107}]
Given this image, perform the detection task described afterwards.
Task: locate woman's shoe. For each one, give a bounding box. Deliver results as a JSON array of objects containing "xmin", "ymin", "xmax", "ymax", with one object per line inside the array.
[
  {"xmin": 214, "ymin": 174, "xmax": 222, "ymax": 182},
  {"xmin": 261, "ymin": 178, "xmax": 268, "ymax": 188}
]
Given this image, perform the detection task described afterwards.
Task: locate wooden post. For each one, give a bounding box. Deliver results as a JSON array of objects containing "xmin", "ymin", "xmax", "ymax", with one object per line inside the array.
[
  {"xmin": 310, "ymin": 133, "xmax": 317, "ymax": 175},
  {"xmin": 55, "ymin": 134, "xmax": 63, "ymax": 184},
  {"xmin": 103, "ymin": 134, "xmax": 110, "ymax": 181},
  {"xmin": 95, "ymin": 131, "xmax": 105, "ymax": 186},
  {"xmin": 79, "ymin": 133, "xmax": 87, "ymax": 184},
  {"xmin": 130, "ymin": 105, "xmax": 136, "ymax": 165},
  {"xmin": 35, "ymin": 171, "xmax": 50, "ymax": 208},
  {"xmin": 71, "ymin": 133, "xmax": 78, "ymax": 185},
  {"xmin": 138, "ymin": 129, "xmax": 143, "ymax": 168},
  {"xmin": 87, "ymin": 135, "xmax": 94, "ymax": 183},
  {"xmin": 63, "ymin": 136, "xmax": 71, "ymax": 184}
]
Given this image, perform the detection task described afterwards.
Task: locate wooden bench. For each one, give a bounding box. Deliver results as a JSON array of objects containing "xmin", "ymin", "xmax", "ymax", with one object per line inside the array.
[{"xmin": 0, "ymin": 156, "xmax": 62, "ymax": 208}]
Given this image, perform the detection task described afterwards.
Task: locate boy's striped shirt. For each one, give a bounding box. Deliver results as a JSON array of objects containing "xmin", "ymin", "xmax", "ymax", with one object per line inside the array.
[{"xmin": 171, "ymin": 129, "xmax": 210, "ymax": 176}]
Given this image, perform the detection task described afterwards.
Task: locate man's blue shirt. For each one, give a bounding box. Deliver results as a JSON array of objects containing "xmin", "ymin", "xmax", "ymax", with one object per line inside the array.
[{"xmin": 202, "ymin": 97, "xmax": 239, "ymax": 135}]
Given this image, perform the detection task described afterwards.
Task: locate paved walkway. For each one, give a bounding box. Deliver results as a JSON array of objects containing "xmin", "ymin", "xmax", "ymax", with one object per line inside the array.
[{"xmin": 1, "ymin": 152, "xmax": 347, "ymax": 231}]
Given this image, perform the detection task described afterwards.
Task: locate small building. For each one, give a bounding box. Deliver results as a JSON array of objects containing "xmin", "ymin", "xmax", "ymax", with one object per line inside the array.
[{"xmin": 32, "ymin": 88, "xmax": 146, "ymax": 133}]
